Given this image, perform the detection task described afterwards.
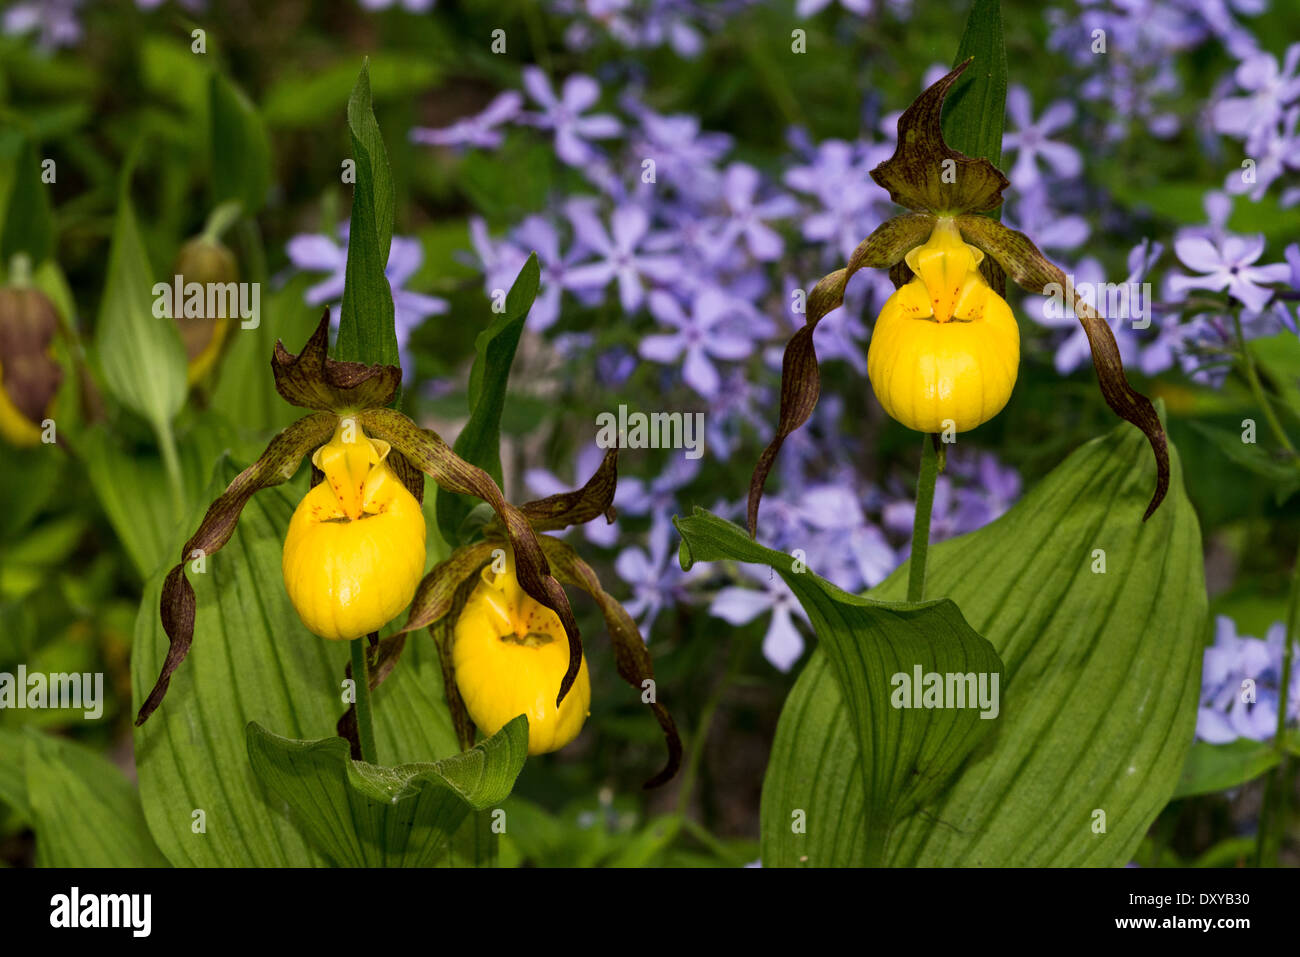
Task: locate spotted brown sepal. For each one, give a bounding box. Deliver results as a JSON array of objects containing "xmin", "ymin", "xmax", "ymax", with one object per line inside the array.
[
  {"xmin": 747, "ymin": 213, "xmax": 934, "ymax": 535},
  {"xmin": 955, "ymin": 214, "xmax": 1169, "ymax": 518},
  {"xmin": 539, "ymin": 535, "xmax": 682, "ymax": 789},
  {"xmin": 272, "ymin": 308, "xmax": 401, "ymax": 413},
  {"xmin": 137, "ymin": 412, "xmax": 337, "ymax": 725},
  {"xmin": 869, "ymin": 59, "xmax": 1010, "ymax": 215}
]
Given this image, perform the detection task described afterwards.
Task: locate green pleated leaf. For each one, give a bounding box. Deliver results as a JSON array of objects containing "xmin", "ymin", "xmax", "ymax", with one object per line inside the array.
[
  {"xmin": 1, "ymin": 140, "xmax": 55, "ymax": 266},
  {"xmin": 132, "ymin": 459, "xmax": 462, "ymax": 866},
  {"xmin": 942, "ymin": 0, "xmax": 1008, "ymax": 173},
  {"xmin": 761, "ymin": 418, "xmax": 1205, "ymax": 866},
  {"xmin": 245, "ymin": 715, "xmax": 527, "ymax": 867},
  {"xmin": 94, "ymin": 186, "xmax": 188, "ymax": 436},
  {"xmin": 674, "ymin": 509, "xmax": 1003, "ymax": 865},
  {"xmin": 209, "ymin": 71, "xmax": 271, "ymax": 216},
  {"xmin": 0, "ymin": 727, "xmax": 169, "ymax": 867},
  {"xmin": 336, "ymin": 60, "xmax": 398, "ymax": 371},
  {"xmin": 435, "ymin": 252, "xmax": 541, "ymax": 546}
]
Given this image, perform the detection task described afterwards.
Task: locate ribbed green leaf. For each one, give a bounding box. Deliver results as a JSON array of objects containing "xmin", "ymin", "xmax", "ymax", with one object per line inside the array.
[
  {"xmin": 761, "ymin": 419, "xmax": 1205, "ymax": 866},
  {"xmin": 95, "ymin": 187, "xmax": 188, "ymax": 433},
  {"xmin": 943, "ymin": 0, "xmax": 1008, "ymax": 172},
  {"xmin": 245, "ymin": 715, "xmax": 527, "ymax": 867},
  {"xmin": 1, "ymin": 141, "xmax": 54, "ymax": 265},
  {"xmin": 209, "ymin": 72, "xmax": 270, "ymax": 216},
  {"xmin": 435, "ymin": 252, "xmax": 541, "ymax": 545},
  {"xmin": 336, "ymin": 60, "xmax": 398, "ymax": 371},
  {"xmin": 675, "ymin": 509, "xmax": 1003, "ymax": 865},
  {"xmin": 132, "ymin": 460, "xmax": 461, "ymax": 866},
  {"xmin": 0, "ymin": 727, "xmax": 169, "ymax": 867}
]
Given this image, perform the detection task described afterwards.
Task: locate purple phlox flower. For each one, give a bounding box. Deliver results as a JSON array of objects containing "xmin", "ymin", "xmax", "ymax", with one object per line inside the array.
[
  {"xmin": 794, "ymin": 483, "xmax": 898, "ymax": 591},
  {"xmin": 467, "ymin": 216, "xmax": 530, "ymax": 297},
  {"xmin": 597, "ymin": 347, "xmax": 638, "ymax": 386},
  {"xmin": 510, "ymin": 213, "xmax": 589, "ymax": 331},
  {"xmin": 567, "ymin": 204, "xmax": 680, "ymax": 311},
  {"xmin": 766, "ymin": 275, "xmax": 870, "ymax": 375},
  {"xmin": 615, "ymin": 513, "xmax": 692, "ymax": 636},
  {"xmin": 1003, "ymin": 186, "xmax": 1090, "ymax": 253},
  {"xmin": 796, "ymin": 0, "xmax": 872, "ymax": 18},
  {"xmin": 1026, "ymin": 256, "xmax": 1139, "ymax": 375},
  {"xmin": 1225, "ymin": 106, "xmax": 1300, "ymax": 201},
  {"xmin": 782, "ymin": 139, "xmax": 883, "ymax": 260},
  {"xmin": 410, "ymin": 91, "xmax": 522, "ymax": 150},
  {"xmin": 522, "ymin": 67, "xmax": 622, "ymax": 166},
  {"xmin": 359, "ymin": 0, "xmax": 436, "ymax": 9},
  {"xmin": 709, "ymin": 565, "xmax": 810, "ymax": 672},
  {"xmin": 525, "ymin": 443, "xmax": 623, "ymax": 548},
  {"xmin": 1196, "ymin": 617, "xmax": 1300, "ymax": 744},
  {"xmin": 1169, "ymin": 232, "xmax": 1290, "ymax": 312},
  {"xmin": 1002, "ymin": 86, "xmax": 1083, "ymax": 191},
  {"xmin": 285, "ymin": 226, "xmax": 447, "ymax": 374},
  {"xmin": 703, "ymin": 369, "xmax": 768, "ymax": 462},
  {"xmin": 639, "ymin": 283, "xmax": 754, "ymax": 395},
  {"xmin": 948, "ymin": 451, "xmax": 1021, "ymax": 535},
  {"xmin": 1212, "ymin": 44, "xmax": 1300, "ymax": 153},
  {"xmin": 712, "ymin": 163, "xmax": 798, "ymax": 262},
  {"xmin": 630, "ymin": 105, "xmax": 732, "ymax": 201},
  {"xmin": 618, "ymin": 454, "xmax": 701, "ymax": 521},
  {"xmin": 4, "ymin": 0, "xmax": 83, "ymax": 49}
]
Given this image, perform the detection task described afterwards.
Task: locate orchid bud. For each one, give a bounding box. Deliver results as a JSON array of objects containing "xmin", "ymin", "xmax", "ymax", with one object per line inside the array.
[
  {"xmin": 172, "ymin": 235, "xmax": 237, "ymax": 385},
  {"xmin": 0, "ymin": 284, "xmax": 62, "ymax": 447}
]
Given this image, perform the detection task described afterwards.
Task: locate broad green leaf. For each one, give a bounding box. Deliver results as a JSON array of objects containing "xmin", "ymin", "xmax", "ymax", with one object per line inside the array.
[
  {"xmin": 761, "ymin": 419, "xmax": 1205, "ymax": 866},
  {"xmin": 209, "ymin": 72, "xmax": 271, "ymax": 216},
  {"xmin": 245, "ymin": 715, "xmax": 527, "ymax": 867},
  {"xmin": 1186, "ymin": 420, "xmax": 1300, "ymax": 504},
  {"xmin": 2, "ymin": 728, "xmax": 169, "ymax": 867},
  {"xmin": 1173, "ymin": 734, "xmax": 1300, "ymax": 799},
  {"xmin": 94, "ymin": 187, "xmax": 188, "ymax": 437},
  {"xmin": 132, "ymin": 460, "xmax": 461, "ymax": 866},
  {"xmin": 435, "ymin": 253, "xmax": 540, "ymax": 545},
  {"xmin": 1, "ymin": 140, "xmax": 54, "ymax": 265},
  {"xmin": 943, "ymin": 0, "xmax": 1008, "ymax": 173},
  {"xmin": 675, "ymin": 509, "xmax": 1003, "ymax": 865},
  {"xmin": 336, "ymin": 61, "xmax": 398, "ymax": 371}
]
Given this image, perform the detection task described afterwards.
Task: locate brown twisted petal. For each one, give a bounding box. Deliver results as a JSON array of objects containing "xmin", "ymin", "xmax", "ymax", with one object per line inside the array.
[
  {"xmin": 433, "ymin": 575, "xmax": 484, "ymax": 753},
  {"xmin": 271, "ymin": 308, "xmax": 401, "ymax": 413},
  {"xmin": 517, "ymin": 447, "xmax": 619, "ymax": 532},
  {"xmin": 358, "ymin": 407, "xmax": 585, "ymax": 708},
  {"xmin": 137, "ymin": 411, "xmax": 338, "ymax": 725},
  {"xmin": 397, "ymin": 541, "xmax": 499, "ymax": 636},
  {"xmin": 955, "ymin": 213, "xmax": 1169, "ymax": 518},
  {"xmin": 538, "ymin": 535, "xmax": 682, "ymax": 788},
  {"xmin": 747, "ymin": 212, "xmax": 935, "ymax": 536},
  {"xmin": 869, "ymin": 59, "xmax": 1010, "ymax": 215}
]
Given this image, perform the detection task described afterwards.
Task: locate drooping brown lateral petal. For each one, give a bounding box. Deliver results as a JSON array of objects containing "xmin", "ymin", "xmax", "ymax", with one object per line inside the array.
[
  {"xmin": 432, "ymin": 575, "xmax": 483, "ymax": 753},
  {"xmin": 359, "ymin": 407, "xmax": 585, "ymax": 707},
  {"xmin": 387, "ymin": 448, "xmax": 425, "ymax": 504},
  {"xmin": 870, "ymin": 59, "xmax": 1010, "ymax": 215},
  {"xmin": 397, "ymin": 541, "xmax": 498, "ymax": 635},
  {"xmin": 538, "ymin": 535, "xmax": 682, "ymax": 789},
  {"xmin": 336, "ymin": 633, "xmax": 408, "ymax": 759},
  {"xmin": 136, "ymin": 411, "xmax": 338, "ymax": 725},
  {"xmin": 747, "ymin": 213, "xmax": 934, "ymax": 536},
  {"xmin": 956, "ymin": 213, "xmax": 1169, "ymax": 518},
  {"xmin": 272, "ymin": 308, "xmax": 401, "ymax": 412},
  {"xmin": 518, "ymin": 447, "xmax": 619, "ymax": 532}
]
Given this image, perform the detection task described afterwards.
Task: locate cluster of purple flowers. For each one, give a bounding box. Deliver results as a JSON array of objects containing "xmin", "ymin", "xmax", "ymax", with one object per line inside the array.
[{"xmin": 1197, "ymin": 616, "xmax": 1300, "ymax": 744}]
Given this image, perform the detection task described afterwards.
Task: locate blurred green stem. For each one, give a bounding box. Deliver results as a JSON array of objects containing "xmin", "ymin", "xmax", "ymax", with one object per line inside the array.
[
  {"xmin": 907, "ymin": 435, "xmax": 940, "ymax": 602},
  {"xmin": 1257, "ymin": 537, "xmax": 1300, "ymax": 866},
  {"xmin": 1232, "ymin": 310, "xmax": 1297, "ymax": 459},
  {"xmin": 351, "ymin": 636, "xmax": 378, "ymax": 764},
  {"xmin": 154, "ymin": 419, "xmax": 185, "ymax": 518}
]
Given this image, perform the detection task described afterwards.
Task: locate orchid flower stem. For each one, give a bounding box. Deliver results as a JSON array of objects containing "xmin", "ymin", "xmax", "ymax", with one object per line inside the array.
[
  {"xmin": 351, "ymin": 635, "xmax": 378, "ymax": 764},
  {"xmin": 907, "ymin": 434, "xmax": 940, "ymax": 603},
  {"xmin": 1232, "ymin": 310, "xmax": 1297, "ymax": 458},
  {"xmin": 1257, "ymin": 538, "xmax": 1300, "ymax": 866}
]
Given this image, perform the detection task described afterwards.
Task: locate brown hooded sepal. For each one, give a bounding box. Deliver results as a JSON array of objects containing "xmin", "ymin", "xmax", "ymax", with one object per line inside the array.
[
  {"xmin": 136, "ymin": 412, "xmax": 338, "ymax": 726},
  {"xmin": 747, "ymin": 213, "xmax": 934, "ymax": 536},
  {"xmin": 272, "ymin": 308, "xmax": 401, "ymax": 413},
  {"xmin": 870, "ymin": 60, "xmax": 1010, "ymax": 215},
  {"xmin": 955, "ymin": 213, "xmax": 1169, "ymax": 518},
  {"xmin": 538, "ymin": 535, "xmax": 682, "ymax": 788},
  {"xmin": 398, "ymin": 541, "xmax": 498, "ymax": 635},
  {"xmin": 518, "ymin": 447, "xmax": 619, "ymax": 532}
]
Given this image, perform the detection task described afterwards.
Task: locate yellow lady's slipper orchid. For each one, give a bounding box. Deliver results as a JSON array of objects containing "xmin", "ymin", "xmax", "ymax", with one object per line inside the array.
[
  {"xmin": 867, "ymin": 218, "xmax": 1020, "ymax": 433},
  {"xmin": 282, "ymin": 416, "xmax": 426, "ymax": 640},
  {"xmin": 453, "ymin": 555, "xmax": 592, "ymax": 755},
  {"xmin": 0, "ymin": 285, "xmax": 62, "ymax": 448}
]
